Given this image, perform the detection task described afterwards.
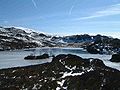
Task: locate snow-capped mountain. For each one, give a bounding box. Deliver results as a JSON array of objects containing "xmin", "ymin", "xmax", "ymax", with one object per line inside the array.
[
  {"xmin": 0, "ymin": 26, "xmax": 65, "ymax": 50},
  {"xmin": 0, "ymin": 26, "xmax": 120, "ymax": 54}
]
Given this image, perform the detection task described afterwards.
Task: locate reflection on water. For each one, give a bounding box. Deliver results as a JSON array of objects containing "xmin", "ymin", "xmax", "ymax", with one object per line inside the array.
[{"xmin": 0, "ymin": 47, "xmax": 119, "ymax": 70}]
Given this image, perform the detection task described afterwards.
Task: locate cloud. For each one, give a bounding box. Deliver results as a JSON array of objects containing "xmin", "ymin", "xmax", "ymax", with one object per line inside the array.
[
  {"xmin": 69, "ymin": 5, "xmax": 75, "ymax": 15},
  {"xmin": 68, "ymin": 0, "xmax": 77, "ymax": 15},
  {"xmin": 75, "ymin": 3, "xmax": 120, "ymax": 20},
  {"xmin": 32, "ymin": 0, "xmax": 37, "ymax": 9}
]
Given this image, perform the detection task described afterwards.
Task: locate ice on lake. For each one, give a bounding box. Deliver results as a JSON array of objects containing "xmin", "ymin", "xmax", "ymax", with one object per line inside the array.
[{"xmin": 0, "ymin": 47, "xmax": 119, "ymax": 71}]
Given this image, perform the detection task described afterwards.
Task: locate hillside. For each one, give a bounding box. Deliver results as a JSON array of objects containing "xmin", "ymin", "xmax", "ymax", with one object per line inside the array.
[
  {"xmin": 0, "ymin": 54, "xmax": 120, "ymax": 89},
  {"xmin": 0, "ymin": 26, "xmax": 120, "ymax": 54},
  {"xmin": 0, "ymin": 26, "xmax": 65, "ymax": 50}
]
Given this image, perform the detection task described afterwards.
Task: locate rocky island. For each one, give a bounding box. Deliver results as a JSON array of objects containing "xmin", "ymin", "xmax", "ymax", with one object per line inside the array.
[
  {"xmin": 24, "ymin": 53, "xmax": 50, "ymax": 60},
  {"xmin": 0, "ymin": 54, "xmax": 120, "ymax": 90}
]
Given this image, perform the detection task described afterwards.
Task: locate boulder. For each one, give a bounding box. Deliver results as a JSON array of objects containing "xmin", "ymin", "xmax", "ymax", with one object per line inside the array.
[{"xmin": 110, "ymin": 54, "xmax": 120, "ymax": 62}]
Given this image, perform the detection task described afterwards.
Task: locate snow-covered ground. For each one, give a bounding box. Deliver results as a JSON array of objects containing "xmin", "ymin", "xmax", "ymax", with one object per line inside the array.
[{"xmin": 0, "ymin": 48, "xmax": 119, "ymax": 71}]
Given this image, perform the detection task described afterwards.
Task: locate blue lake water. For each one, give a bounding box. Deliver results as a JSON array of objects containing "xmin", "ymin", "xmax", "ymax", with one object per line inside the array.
[{"xmin": 0, "ymin": 47, "xmax": 119, "ymax": 70}]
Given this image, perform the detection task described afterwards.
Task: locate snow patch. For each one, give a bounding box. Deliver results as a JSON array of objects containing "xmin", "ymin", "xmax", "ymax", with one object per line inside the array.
[
  {"xmin": 62, "ymin": 71, "xmax": 84, "ymax": 78},
  {"xmin": 56, "ymin": 87, "xmax": 61, "ymax": 90}
]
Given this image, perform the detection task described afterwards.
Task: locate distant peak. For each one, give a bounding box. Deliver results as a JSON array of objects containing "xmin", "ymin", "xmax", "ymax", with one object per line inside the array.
[{"xmin": 1, "ymin": 26, "xmax": 46, "ymax": 34}]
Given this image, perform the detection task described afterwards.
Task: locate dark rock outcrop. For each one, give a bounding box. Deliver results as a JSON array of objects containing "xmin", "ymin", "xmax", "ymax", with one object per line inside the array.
[
  {"xmin": 0, "ymin": 54, "xmax": 120, "ymax": 90},
  {"xmin": 36, "ymin": 54, "xmax": 49, "ymax": 59},
  {"xmin": 86, "ymin": 44, "xmax": 101, "ymax": 54},
  {"xmin": 110, "ymin": 54, "xmax": 120, "ymax": 62}
]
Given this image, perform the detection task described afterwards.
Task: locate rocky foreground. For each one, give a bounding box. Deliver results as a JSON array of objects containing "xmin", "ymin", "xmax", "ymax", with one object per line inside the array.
[{"xmin": 0, "ymin": 54, "xmax": 120, "ymax": 90}]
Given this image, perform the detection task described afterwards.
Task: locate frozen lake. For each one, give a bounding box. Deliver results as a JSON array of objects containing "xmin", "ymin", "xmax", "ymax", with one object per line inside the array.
[{"xmin": 0, "ymin": 47, "xmax": 120, "ymax": 70}]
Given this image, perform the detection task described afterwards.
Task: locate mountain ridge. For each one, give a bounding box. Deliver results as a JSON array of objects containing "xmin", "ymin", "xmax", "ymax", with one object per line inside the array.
[
  {"xmin": 0, "ymin": 26, "xmax": 120, "ymax": 54},
  {"xmin": 0, "ymin": 26, "xmax": 65, "ymax": 50}
]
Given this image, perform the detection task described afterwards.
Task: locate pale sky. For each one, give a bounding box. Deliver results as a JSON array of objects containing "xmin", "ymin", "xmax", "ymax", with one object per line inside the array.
[{"xmin": 0, "ymin": 0, "xmax": 120, "ymax": 38}]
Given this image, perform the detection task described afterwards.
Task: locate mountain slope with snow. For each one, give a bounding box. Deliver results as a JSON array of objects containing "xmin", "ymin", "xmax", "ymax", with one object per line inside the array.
[
  {"xmin": 0, "ymin": 26, "xmax": 65, "ymax": 50},
  {"xmin": 0, "ymin": 26, "xmax": 120, "ymax": 54}
]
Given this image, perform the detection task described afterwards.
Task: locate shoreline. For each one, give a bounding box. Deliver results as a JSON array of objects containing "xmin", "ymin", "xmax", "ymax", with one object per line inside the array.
[{"xmin": 0, "ymin": 62, "xmax": 49, "ymax": 71}]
